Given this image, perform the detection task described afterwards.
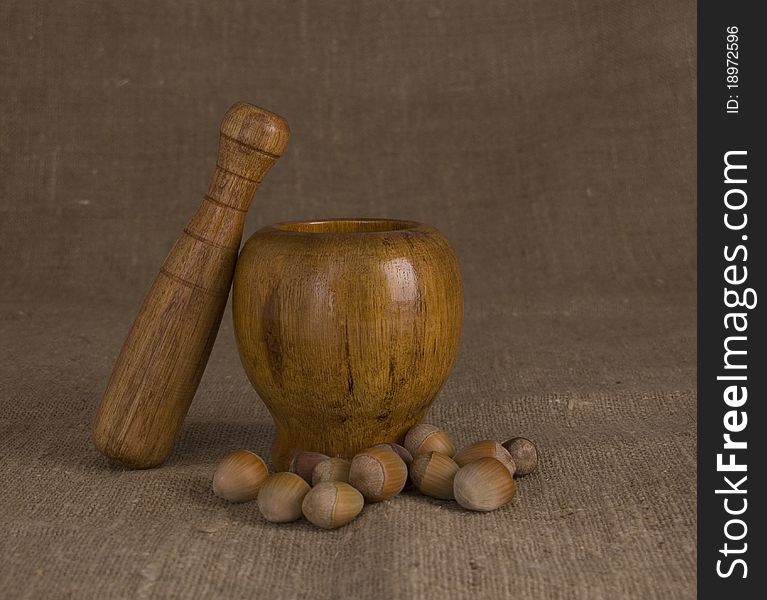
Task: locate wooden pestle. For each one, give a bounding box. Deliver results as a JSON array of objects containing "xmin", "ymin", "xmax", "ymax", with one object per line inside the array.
[{"xmin": 93, "ymin": 102, "xmax": 290, "ymax": 469}]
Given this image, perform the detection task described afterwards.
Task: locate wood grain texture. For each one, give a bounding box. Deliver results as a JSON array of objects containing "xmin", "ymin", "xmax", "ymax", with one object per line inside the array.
[
  {"xmin": 93, "ymin": 102, "xmax": 290, "ymax": 469},
  {"xmin": 232, "ymin": 219, "xmax": 463, "ymax": 471}
]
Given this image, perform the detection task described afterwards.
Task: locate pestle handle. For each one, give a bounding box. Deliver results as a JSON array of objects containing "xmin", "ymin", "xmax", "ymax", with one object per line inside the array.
[{"xmin": 93, "ymin": 103, "xmax": 290, "ymax": 468}]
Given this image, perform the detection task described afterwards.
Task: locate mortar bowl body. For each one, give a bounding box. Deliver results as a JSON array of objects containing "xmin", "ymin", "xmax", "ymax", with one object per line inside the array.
[{"xmin": 232, "ymin": 219, "xmax": 463, "ymax": 471}]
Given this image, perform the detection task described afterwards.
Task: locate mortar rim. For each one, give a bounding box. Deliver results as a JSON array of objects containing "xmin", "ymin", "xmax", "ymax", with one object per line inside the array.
[{"xmin": 264, "ymin": 218, "xmax": 427, "ymax": 236}]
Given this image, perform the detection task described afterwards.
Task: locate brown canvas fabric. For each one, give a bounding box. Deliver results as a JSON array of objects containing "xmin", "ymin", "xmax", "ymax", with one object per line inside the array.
[{"xmin": 0, "ymin": 1, "xmax": 696, "ymax": 598}]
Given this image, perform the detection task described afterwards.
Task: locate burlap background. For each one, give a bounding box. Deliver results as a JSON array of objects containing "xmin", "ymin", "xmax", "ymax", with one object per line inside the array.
[{"xmin": 0, "ymin": 1, "xmax": 696, "ymax": 598}]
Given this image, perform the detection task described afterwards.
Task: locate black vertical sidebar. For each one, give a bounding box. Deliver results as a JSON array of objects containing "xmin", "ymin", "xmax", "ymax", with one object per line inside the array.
[{"xmin": 698, "ymin": 1, "xmax": 765, "ymax": 598}]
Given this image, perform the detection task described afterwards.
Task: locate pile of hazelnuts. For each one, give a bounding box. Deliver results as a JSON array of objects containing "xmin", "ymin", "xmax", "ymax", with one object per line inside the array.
[{"xmin": 212, "ymin": 423, "xmax": 538, "ymax": 530}]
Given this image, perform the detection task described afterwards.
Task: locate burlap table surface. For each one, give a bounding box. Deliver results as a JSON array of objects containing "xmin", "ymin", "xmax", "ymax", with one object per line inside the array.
[{"xmin": 0, "ymin": 1, "xmax": 696, "ymax": 598}]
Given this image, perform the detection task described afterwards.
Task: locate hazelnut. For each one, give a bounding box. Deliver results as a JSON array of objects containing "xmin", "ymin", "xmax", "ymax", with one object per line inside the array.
[
  {"xmin": 211, "ymin": 449, "xmax": 269, "ymax": 503},
  {"xmin": 454, "ymin": 440, "xmax": 516, "ymax": 476},
  {"xmin": 302, "ymin": 482, "xmax": 364, "ymax": 529},
  {"xmin": 289, "ymin": 451, "xmax": 330, "ymax": 483},
  {"xmin": 502, "ymin": 437, "xmax": 538, "ymax": 476},
  {"xmin": 348, "ymin": 446, "xmax": 407, "ymax": 502},
  {"xmin": 374, "ymin": 442, "xmax": 413, "ymax": 466},
  {"xmin": 311, "ymin": 458, "xmax": 351, "ymax": 485},
  {"xmin": 453, "ymin": 457, "xmax": 516, "ymax": 512},
  {"xmin": 409, "ymin": 452, "xmax": 459, "ymax": 500},
  {"xmin": 257, "ymin": 472, "xmax": 310, "ymax": 523},
  {"xmin": 403, "ymin": 424, "xmax": 456, "ymax": 457}
]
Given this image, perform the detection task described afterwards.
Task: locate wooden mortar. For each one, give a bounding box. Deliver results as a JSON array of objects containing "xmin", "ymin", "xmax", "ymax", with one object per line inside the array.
[{"xmin": 232, "ymin": 218, "xmax": 463, "ymax": 470}]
